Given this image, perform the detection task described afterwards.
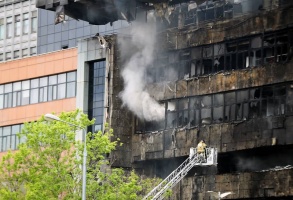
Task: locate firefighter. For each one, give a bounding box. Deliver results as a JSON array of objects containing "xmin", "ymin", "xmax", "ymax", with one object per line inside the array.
[{"xmin": 197, "ymin": 140, "xmax": 207, "ymax": 161}]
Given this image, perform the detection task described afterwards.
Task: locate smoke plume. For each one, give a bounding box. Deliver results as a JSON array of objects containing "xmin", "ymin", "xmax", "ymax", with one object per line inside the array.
[{"xmin": 118, "ymin": 15, "xmax": 165, "ymax": 121}]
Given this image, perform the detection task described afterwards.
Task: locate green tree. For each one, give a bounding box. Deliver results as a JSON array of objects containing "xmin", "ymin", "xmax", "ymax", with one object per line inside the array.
[{"xmin": 0, "ymin": 110, "xmax": 160, "ymax": 200}]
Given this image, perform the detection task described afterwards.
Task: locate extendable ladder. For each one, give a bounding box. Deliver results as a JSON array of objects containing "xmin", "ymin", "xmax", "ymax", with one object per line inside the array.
[{"xmin": 143, "ymin": 147, "xmax": 217, "ymax": 200}]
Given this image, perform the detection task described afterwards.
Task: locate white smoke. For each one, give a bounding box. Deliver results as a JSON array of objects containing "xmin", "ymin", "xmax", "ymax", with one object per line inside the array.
[{"xmin": 118, "ymin": 15, "xmax": 165, "ymax": 121}]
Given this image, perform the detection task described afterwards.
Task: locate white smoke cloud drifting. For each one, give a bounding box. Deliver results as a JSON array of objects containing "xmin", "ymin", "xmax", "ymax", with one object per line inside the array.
[{"xmin": 118, "ymin": 16, "xmax": 165, "ymax": 121}]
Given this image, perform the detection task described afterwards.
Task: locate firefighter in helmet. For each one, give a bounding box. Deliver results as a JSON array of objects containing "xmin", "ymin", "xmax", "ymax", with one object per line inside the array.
[{"xmin": 197, "ymin": 140, "xmax": 207, "ymax": 161}]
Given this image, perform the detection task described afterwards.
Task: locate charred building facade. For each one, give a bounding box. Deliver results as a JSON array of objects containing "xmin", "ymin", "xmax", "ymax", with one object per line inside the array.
[
  {"xmin": 105, "ymin": 0, "xmax": 293, "ymax": 199},
  {"xmin": 1, "ymin": 0, "xmax": 292, "ymax": 199}
]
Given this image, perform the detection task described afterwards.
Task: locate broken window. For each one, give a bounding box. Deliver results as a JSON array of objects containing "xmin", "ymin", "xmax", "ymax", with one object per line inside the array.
[
  {"xmin": 261, "ymin": 86, "xmax": 274, "ymax": 117},
  {"xmin": 167, "ymin": 5, "xmax": 180, "ymax": 28},
  {"xmin": 225, "ymin": 53, "xmax": 235, "ymax": 71},
  {"xmin": 238, "ymin": 40, "xmax": 250, "ymax": 52},
  {"xmin": 214, "ymin": 43, "xmax": 225, "ymax": 72},
  {"xmin": 179, "ymin": 50, "xmax": 191, "ymax": 61},
  {"xmin": 201, "ymin": 108, "xmax": 211, "ymax": 124},
  {"xmin": 136, "ymin": 118, "xmax": 145, "ymax": 133},
  {"xmin": 237, "ymin": 51, "xmax": 249, "ymax": 69},
  {"xmin": 261, "ymin": 98, "xmax": 274, "ymax": 117},
  {"xmin": 226, "ymin": 41, "xmax": 237, "ymax": 53},
  {"xmin": 251, "ymin": 36, "xmax": 262, "ymax": 48},
  {"xmin": 250, "ymin": 49, "xmax": 262, "ymax": 66},
  {"xmin": 286, "ymin": 85, "xmax": 293, "ymax": 115},
  {"xmin": 263, "ymin": 35, "xmax": 275, "ymax": 64},
  {"xmin": 250, "ymin": 36, "xmax": 262, "ymax": 66},
  {"xmin": 178, "ymin": 60, "xmax": 191, "ymax": 79},
  {"xmin": 197, "ymin": 7, "xmax": 205, "ymax": 22},
  {"xmin": 213, "ymin": 93, "xmax": 224, "ymax": 122},
  {"xmin": 172, "ymin": 50, "xmax": 191, "ymax": 80},
  {"xmin": 189, "ymin": 97, "xmax": 200, "ymax": 126},
  {"xmin": 190, "ymin": 48, "xmax": 202, "ymax": 77},
  {"xmin": 196, "ymin": 1, "xmax": 217, "ymax": 22},
  {"xmin": 167, "ymin": 101, "xmax": 177, "ymax": 128},
  {"xmin": 148, "ymin": 53, "xmax": 170, "ymax": 83},
  {"xmin": 276, "ymin": 33, "xmax": 288, "ymax": 63},
  {"xmin": 231, "ymin": 38, "xmax": 251, "ymax": 69},
  {"xmin": 226, "ymin": 39, "xmax": 250, "ymax": 70},
  {"xmin": 202, "ymin": 46, "xmax": 214, "ymax": 74},
  {"xmin": 191, "ymin": 60, "xmax": 203, "ymax": 77},
  {"xmin": 237, "ymin": 90, "xmax": 249, "ymax": 103},
  {"xmin": 185, "ymin": 6, "xmax": 197, "ymax": 25},
  {"xmin": 135, "ymin": 103, "xmax": 166, "ymax": 134},
  {"xmin": 206, "ymin": 5, "xmax": 215, "ymax": 21},
  {"xmin": 273, "ymin": 85, "xmax": 286, "ymax": 115},
  {"xmin": 191, "ymin": 47, "xmax": 201, "ymax": 59},
  {"xmin": 263, "ymin": 48, "xmax": 274, "ymax": 63},
  {"xmin": 157, "ymin": 53, "xmax": 169, "ymax": 82},
  {"xmin": 236, "ymin": 90, "xmax": 249, "ymax": 120},
  {"xmin": 178, "ymin": 99, "xmax": 189, "ymax": 127},
  {"xmin": 145, "ymin": 120, "xmax": 165, "ymax": 132},
  {"xmin": 224, "ymin": 92, "xmax": 236, "ymax": 121},
  {"xmin": 165, "ymin": 50, "xmax": 180, "ymax": 81},
  {"xmin": 201, "ymin": 95, "xmax": 212, "ymax": 124},
  {"xmin": 136, "ymin": 103, "xmax": 166, "ymax": 132},
  {"xmin": 190, "ymin": 60, "xmax": 197, "ymax": 77},
  {"xmin": 215, "ymin": 3, "xmax": 224, "ymax": 19},
  {"xmin": 213, "ymin": 106, "xmax": 224, "ymax": 123},
  {"xmin": 249, "ymin": 88, "xmax": 260, "ymax": 118},
  {"xmin": 169, "ymin": 51, "xmax": 179, "ymax": 64},
  {"xmin": 167, "ymin": 63, "xmax": 180, "ymax": 81},
  {"xmin": 238, "ymin": 103, "xmax": 249, "ymax": 120},
  {"xmin": 202, "ymin": 95, "xmax": 211, "ymax": 107},
  {"xmin": 274, "ymin": 97, "xmax": 285, "ymax": 116},
  {"xmin": 148, "ymin": 61, "xmax": 166, "ymax": 83}
]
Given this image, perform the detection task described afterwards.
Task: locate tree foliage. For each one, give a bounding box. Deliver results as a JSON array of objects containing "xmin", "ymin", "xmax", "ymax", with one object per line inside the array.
[{"xmin": 0, "ymin": 110, "xmax": 160, "ymax": 200}]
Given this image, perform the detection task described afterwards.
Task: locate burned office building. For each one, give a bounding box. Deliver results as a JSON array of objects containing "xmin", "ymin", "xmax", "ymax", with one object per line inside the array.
[
  {"xmin": 45, "ymin": 0, "xmax": 293, "ymax": 199},
  {"xmin": 103, "ymin": 0, "xmax": 293, "ymax": 199}
]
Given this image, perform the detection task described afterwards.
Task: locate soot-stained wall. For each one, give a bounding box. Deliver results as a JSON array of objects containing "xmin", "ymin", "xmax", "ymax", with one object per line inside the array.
[{"xmin": 108, "ymin": 4, "xmax": 293, "ymax": 200}]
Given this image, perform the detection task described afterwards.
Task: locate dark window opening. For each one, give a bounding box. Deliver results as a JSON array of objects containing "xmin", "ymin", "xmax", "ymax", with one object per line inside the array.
[
  {"xmin": 202, "ymin": 59, "xmax": 213, "ymax": 74},
  {"xmin": 178, "ymin": 60, "xmax": 190, "ymax": 79},
  {"xmin": 190, "ymin": 97, "xmax": 201, "ymax": 127},
  {"xmin": 178, "ymin": 99, "xmax": 189, "ymax": 127},
  {"xmin": 213, "ymin": 106, "xmax": 224, "ymax": 123},
  {"xmin": 215, "ymin": 56, "xmax": 224, "ymax": 71},
  {"xmin": 166, "ymin": 101, "xmax": 177, "ymax": 129}
]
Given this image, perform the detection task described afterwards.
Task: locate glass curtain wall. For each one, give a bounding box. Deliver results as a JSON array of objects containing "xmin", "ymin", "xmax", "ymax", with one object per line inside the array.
[{"xmin": 88, "ymin": 60, "xmax": 106, "ymax": 133}]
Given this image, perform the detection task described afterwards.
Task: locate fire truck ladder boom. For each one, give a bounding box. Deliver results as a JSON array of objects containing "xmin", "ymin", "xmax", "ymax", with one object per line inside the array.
[{"xmin": 143, "ymin": 147, "xmax": 217, "ymax": 200}]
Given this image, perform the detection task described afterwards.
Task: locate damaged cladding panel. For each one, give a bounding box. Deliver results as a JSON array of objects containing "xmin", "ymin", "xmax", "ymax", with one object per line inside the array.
[
  {"xmin": 35, "ymin": 0, "xmax": 208, "ymax": 25},
  {"xmin": 177, "ymin": 167, "xmax": 293, "ymax": 199},
  {"xmin": 36, "ymin": 0, "xmax": 137, "ymax": 25}
]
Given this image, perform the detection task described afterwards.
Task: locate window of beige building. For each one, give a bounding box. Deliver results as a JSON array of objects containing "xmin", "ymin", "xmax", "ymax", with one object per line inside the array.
[
  {"xmin": 0, "ymin": 18, "xmax": 4, "ymax": 40},
  {"xmin": 13, "ymin": 50, "xmax": 20, "ymax": 58},
  {"xmin": 6, "ymin": 16, "xmax": 12, "ymax": 38},
  {"xmin": 31, "ymin": 10, "xmax": 37, "ymax": 33},
  {"xmin": 14, "ymin": 15, "xmax": 21, "ymax": 36},
  {"xmin": 23, "ymin": 13, "xmax": 29, "ymax": 34}
]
